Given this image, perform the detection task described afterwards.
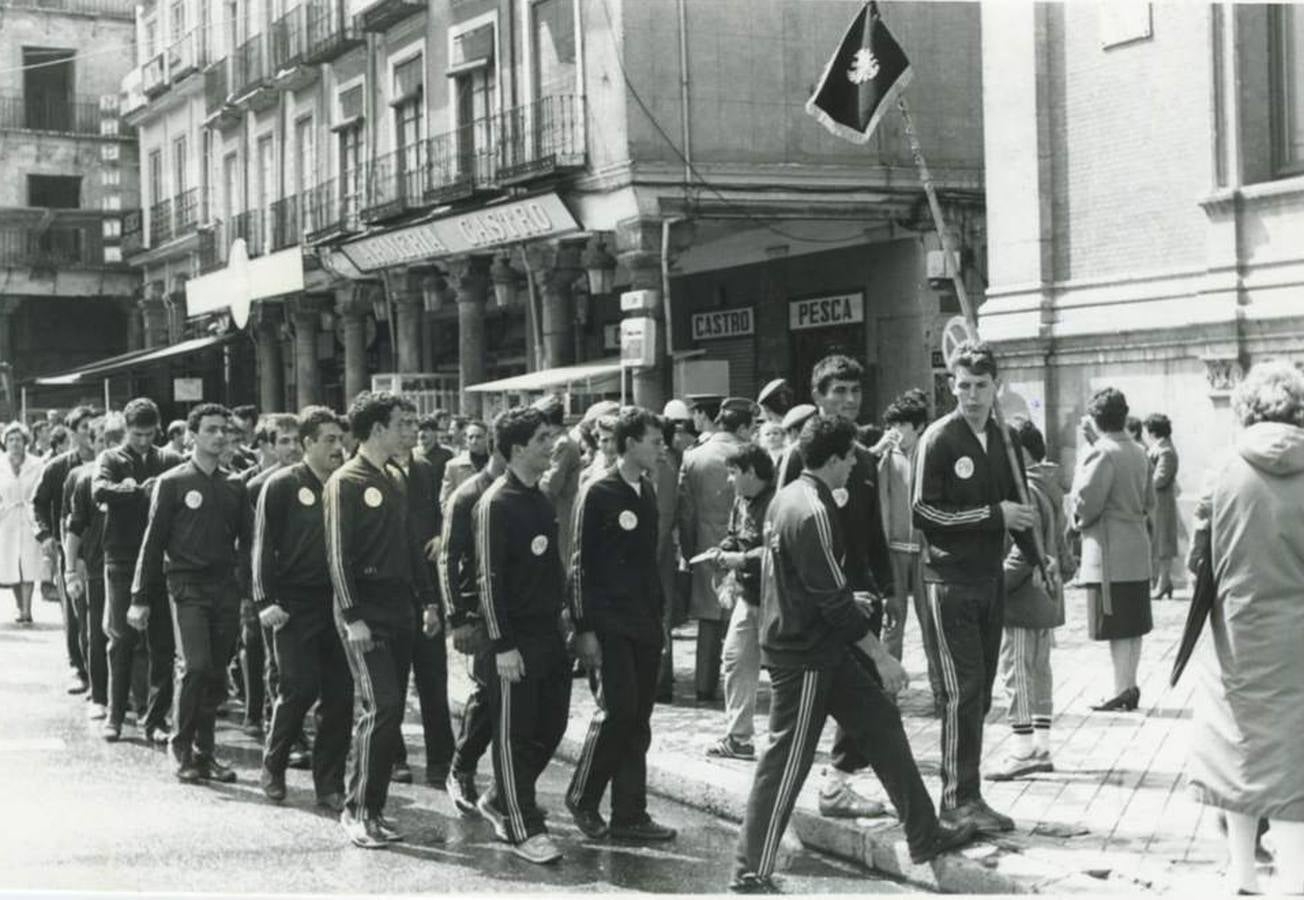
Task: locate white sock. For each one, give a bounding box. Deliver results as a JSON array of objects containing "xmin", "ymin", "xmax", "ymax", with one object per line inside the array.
[
  {"xmin": 1034, "ymin": 730, "xmax": 1051, "ymax": 754},
  {"xmin": 1011, "ymin": 731, "xmax": 1034, "ymax": 758}
]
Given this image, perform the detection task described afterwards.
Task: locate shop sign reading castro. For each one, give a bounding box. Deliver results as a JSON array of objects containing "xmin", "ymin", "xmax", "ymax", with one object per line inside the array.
[
  {"xmin": 338, "ymin": 193, "xmax": 580, "ymax": 272},
  {"xmin": 788, "ymin": 292, "xmax": 865, "ymax": 331},
  {"xmin": 691, "ymin": 307, "xmax": 754, "ymax": 341}
]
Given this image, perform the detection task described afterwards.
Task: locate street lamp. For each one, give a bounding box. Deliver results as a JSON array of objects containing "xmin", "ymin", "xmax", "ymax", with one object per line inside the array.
[
  {"xmin": 370, "ymin": 284, "xmax": 388, "ymax": 322},
  {"xmin": 490, "ymin": 253, "xmax": 518, "ymax": 308},
  {"xmin": 582, "ymin": 235, "xmax": 617, "ymax": 295},
  {"xmin": 421, "ymin": 271, "xmax": 451, "ymax": 312}
]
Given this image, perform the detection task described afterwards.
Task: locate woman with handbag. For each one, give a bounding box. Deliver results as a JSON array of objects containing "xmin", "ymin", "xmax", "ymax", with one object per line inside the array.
[{"xmin": 1185, "ymin": 361, "xmax": 1304, "ymax": 895}]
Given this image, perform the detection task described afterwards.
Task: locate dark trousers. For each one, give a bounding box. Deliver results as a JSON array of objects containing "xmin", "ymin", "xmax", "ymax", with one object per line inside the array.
[
  {"xmin": 830, "ymin": 604, "xmax": 883, "ymax": 774},
  {"xmin": 920, "ymin": 578, "xmax": 1004, "ymax": 811},
  {"xmin": 105, "ymin": 565, "xmax": 174, "ymax": 731},
  {"xmin": 567, "ymin": 632, "xmax": 660, "ymax": 824},
  {"xmin": 58, "ymin": 549, "xmax": 87, "ymax": 679},
  {"xmin": 695, "ymin": 618, "xmax": 724, "ymax": 698},
  {"xmin": 85, "ymin": 576, "xmax": 108, "ymax": 706},
  {"xmin": 451, "ymin": 650, "xmax": 493, "ymax": 777},
  {"xmin": 239, "ymin": 601, "xmax": 275, "ymax": 728},
  {"xmin": 485, "ymin": 637, "xmax": 572, "ymax": 843},
  {"xmin": 734, "ymin": 652, "xmax": 938, "ymax": 879},
  {"xmin": 340, "ymin": 622, "xmax": 414, "ymax": 818},
  {"xmin": 169, "ymin": 579, "xmax": 241, "ymax": 758},
  {"xmin": 394, "ymin": 611, "xmax": 454, "ymax": 777},
  {"xmin": 264, "ymin": 608, "xmax": 352, "ymax": 798}
]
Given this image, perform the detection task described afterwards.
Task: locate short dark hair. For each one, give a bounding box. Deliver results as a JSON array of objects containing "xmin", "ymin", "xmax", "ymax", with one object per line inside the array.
[
  {"xmin": 717, "ymin": 406, "xmax": 754, "ymax": 433},
  {"xmin": 122, "ymin": 397, "xmax": 161, "ymax": 430},
  {"xmin": 614, "ymin": 407, "xmax": 662, "ymax": 454},
  {"xmin": 951, "ymin": 340, "xmax": 998, "ymax": 378},
  {"xmin": 577, "ymin": 419, "xmax": 598, "ymax": 454},
  {"xmin": 534, "ymin": 394, "xmax": 566, "ymax": 427},
  {"xmin": 417, "ymin": 415, "xmax": 440, "ymax": 432},
  {"xmin": 101, "ymin": 413, "xmax": 126, "ymax": 445},
  {"xmin": 298, "ymin": 406, "xmax": 343, "ymax": 443},
  {"xmin": 187, "ymin": 402, "xmax": 232, "ymax": 433},
  {"xmin": 799, "ymin": 415, "xmax": 858, "ymax": 469},
  {"xmin": 464, "ymin": 419, "xmax": 488, "ymax": 435},
  {"xmin": 811, "ymin": 355, "xmax": 863, "ymax": 398},
  {"xmin": 1013, "ymin": 418, "xmax": 1046, "ymax": 463},
  {"xmin": 1125, "ymin": 416, "xmax": 1143, "ymax": 440},
  {"xmin": 231, "ymin": 404, "xmax": 259, "ymax": 423},
  {"xmin": 1143, "ymin": 413, "xmax": 1172, "ymax": 439},
  {"xmin": 347, "ymin": 391, "xmax": 404, "ymax": 441},
  {"xmin": 493, "ymin": 407, "xmax": 546, "ymax": 459},
  {"xmin": 396, "ymin": 397, "xmax": 418, "ymax": 414},
  {"xmin": 883, "ymin": 391, "xmax": 929, "ymax": 430},
  {"xmin": 725, "ymin": 442, "xmax": 774, "ymax": 483},
  {"xmin": 691, "ymin": 398, "xmax": 722, "ymax": 422},
  {"xmin": 594, "ymin": 413, "xmax": 618, "ymax": 436},
  {"xmin": 48, "ymin": 424, "xmax": 70, "ymax": 454},
  {"xmin": 267, "ymin": 413, "xmax": 299, "ymax": 440},
  {"xmin": 253, "ymin": 419, "xmax": 275, "ymax": 447},
  {"xmin": 64, "ymin": 405, "xmax": 98, "ymax": 431},
  {"xmin": 1087, "ymin": 387, "xmax": 1129, "ymax": 433},
  {"xmin": 166, "ymin": 419, "xmax": 187, "ymax": 440}
]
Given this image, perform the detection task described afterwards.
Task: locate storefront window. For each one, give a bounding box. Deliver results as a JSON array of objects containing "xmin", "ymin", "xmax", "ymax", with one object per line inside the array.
[{"xmin": 1271, "ymin": 5, "xmax": 1304, "ymax": 176}]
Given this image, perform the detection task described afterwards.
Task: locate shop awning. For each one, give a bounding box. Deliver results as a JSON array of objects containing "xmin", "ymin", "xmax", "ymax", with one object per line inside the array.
[
  {"xmin": 466, "ymin": 358, "xmax": 624, "ymax": 394},
  {"xmin": 27, "ymin": 333, "xmax": 235, "ymax": 386}
]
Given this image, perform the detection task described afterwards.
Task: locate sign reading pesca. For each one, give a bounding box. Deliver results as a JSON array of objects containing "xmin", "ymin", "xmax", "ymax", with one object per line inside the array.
[
  {"xmin": 338, "ymin": 193, "xmax": 580, "ymax": 272},
  {"xmin": 788, "ymin": 292, "xmax": 865, "ymax": 331},
  {"xmin": 691, "ymin": 307, "xmax": 754, "ymax": 341}
]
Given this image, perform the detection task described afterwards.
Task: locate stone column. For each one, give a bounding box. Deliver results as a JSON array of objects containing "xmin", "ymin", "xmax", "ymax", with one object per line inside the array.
[
  {"xmin": 616, "ymin": 218, "xmax": 668, "ymax": 411},
  {"xmin": 336, "ymin": 285, "xmax": 370, "ymax": 406},
  {"xmin": 449, "ymin": 254, "xmax": 491, "ymax": 417},
  {"xmin": 0, "ymin": 297, "xmax": 21, "ymax": 370},
  {"xmin": 290, "ymin": 295, "xmax": 323, "ymax": 409},
  {"xmin": 140, "ymin": 298, "xmax": 170, "ymax": 349},
  {"xmin": 253, "ymin": 303, "xmax": 285, "ymax": 413},
  {"xmin": 528, "ymin": 240, "xmax": 584, "ymax": 370},
  {"xmin": 392, "ymin": 270, "xmax": 424, "ymax": 374}
]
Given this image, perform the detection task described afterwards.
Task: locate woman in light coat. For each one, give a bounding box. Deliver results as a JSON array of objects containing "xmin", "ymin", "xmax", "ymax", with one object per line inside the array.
[
  {"xmin": 1143, "ymin": 413, "xmax": 1179, "ymax": 598},
  {"xmin": 1186, "ymin": 362, "xmax": 1304, "ymax": 895},
  {"xmin": 1068, "ymin": 388, "xmax": 1155, "ymax": 712},
  {"xmin": 0, "ymin": 422, "xmax": 45, "ymax": 624}
]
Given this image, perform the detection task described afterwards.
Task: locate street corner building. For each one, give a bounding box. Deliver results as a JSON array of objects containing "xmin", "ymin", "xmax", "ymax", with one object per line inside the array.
[
  {"xmin": 980, "ymin": 3, "xmax": 1304, "ymax": 569},
  {"xmin": 5, "ymin": 0, "xmax": 987, "ymax": 431}
]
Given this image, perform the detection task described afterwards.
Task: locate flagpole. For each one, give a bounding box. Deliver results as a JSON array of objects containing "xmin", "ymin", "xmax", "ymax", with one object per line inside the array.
[{"xmin": 894, "ymin": 94, "xmax": 1049, "ymax": 573}]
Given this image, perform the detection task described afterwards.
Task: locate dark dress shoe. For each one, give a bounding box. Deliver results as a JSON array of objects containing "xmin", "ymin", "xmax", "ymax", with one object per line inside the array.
[
  {"xmin": 195, "ymin": 755, "xmax": 237, "ymax": 783},
  {"xmin": 610, "ymin": 815, "xmax": 677, "ymax": 842},
  {"xmin": 260, "ymin": 768, "xmax": 286, "ymax": 802},
  {"xmin": 1090, "ymin": 686, "xmax": 1140, "ymax": 712},
  {"xmin": 145, "ymin": 726, "xmax": 172, "ymax": 747},
  {"xmin": 941, "ymin": 799, "xmax": 1014, "ymax": 834},
  {"xmin": 287, "ymin": 748, "xmax": 312, "ymax": 769},
  {"xmin": 911, "ymin": 819, "xmax": 979, "ymax": 863},
  {"xmin": 373, "ymin": 814, "xmax": 405, "ymax": 842},
  {"xmin": 729, "ymin": 873, "xmax": 782, "ymax": 894},
  {"xmin": 176, "ymin": 760, "xmax": 204, "ymax": 784},
  {"xmin": 446, "ymin": 772, "xmax": 479, "ymax": 815},
  {"xmin": 425, "ymin": 765, "xmax": 450, "ymax": 789},
  {"xmin": 565, "ymin": 798, "xmax": 609, "ymax": 839},
  {"xmin": 391, "ymin": 763, "xmax": 413, "ymax": 784},
  {"xmin": 316, "ymin": 792, "xmax": 346, "ymax": 814}
]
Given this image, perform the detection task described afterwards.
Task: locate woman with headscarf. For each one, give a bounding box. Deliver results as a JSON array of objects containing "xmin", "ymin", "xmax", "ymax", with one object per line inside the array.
[{"xmin": 0, "ymin": 422, "xmax": 46, "ymax": 624}]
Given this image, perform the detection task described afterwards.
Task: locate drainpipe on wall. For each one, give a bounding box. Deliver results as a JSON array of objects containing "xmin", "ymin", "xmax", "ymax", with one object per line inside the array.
[
  {"xmin": 676, "ymin": 0, "xmax": 691, "ymax": 196},
  {"xmin": 574, "ymin": 0, "xmax": 587, "ymax": 147},
  {"xmin": 661, "ymin": 216, "xmax": 683, "ymax": 360}
]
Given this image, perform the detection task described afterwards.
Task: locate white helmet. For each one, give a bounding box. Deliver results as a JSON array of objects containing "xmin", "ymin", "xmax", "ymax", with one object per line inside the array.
[{"xmin": 662, "ymin": 399, "xmax": 691, "ymax": 421}]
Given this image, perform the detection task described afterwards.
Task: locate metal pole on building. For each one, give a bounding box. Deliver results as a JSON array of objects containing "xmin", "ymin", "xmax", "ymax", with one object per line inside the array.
[
  {"xmin": 103, "ymin": 377, "xmax": 111, "ymax": 413},
  {"xmin": 20, "ymin": 386, "xmax": 27, "ymax": 422},
  {"xmin": 895, "ymin": 94, "xmax": 1046, "ymax": 568}
]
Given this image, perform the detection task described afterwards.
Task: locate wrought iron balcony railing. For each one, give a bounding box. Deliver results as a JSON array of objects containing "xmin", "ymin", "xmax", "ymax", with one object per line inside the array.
[
  {"xmin": 0, "ymin": 208, "xmax": 131, "ymax": 269},
  {"xmin": 424, "ymin": 119, "xmax": 493, "ymax": 204},
  {"xmin": 494, "ymin": 93, "xmax": 585, "ymax": 185},
  {"xmin": 271, "ymin": 5, "xmax": 307, "ymax": 71},
  {"xmin": 270, "ymin": 194, "xmax": 301, "ymax": 250},
  {"xmin": 166, "ymin": 27, "xmax": 208, "ymax": 83},
  {"xmin": 362, "ymin": 145, "xmax": 425, "ymax": 223},
  {"xmin": 149, "ymin": 198, "xmax": 173, "ymax": 246},
  {"xmin": 122, "ymin": 208, "xmax": 143, "ymax": 257},
  {"xmin": 232, "ymin": 33, "xmax": 272, "ymax": 100},
  {"xmin": 231, "ymin": 208, "xmax": 266, "ymax": 258},
  {"xmin": 0, "ymin": 92, "xmax": 110, "ymax": 136},
  {"xmin": 142, "ymin": 53, "xmax": 167, "ymax": 98},
  {"xmin": 198, "ymin": 220, "xmax": 224, "ymax": 272},
  {"xmin": 173, "ymin": 188, "xmax": 199, "ymax": 237},
  {"xmin": 303, "ymin": 176, "xmax": 360, "ymax": 243},
  {"xmin": 303, "ymin": 0, "xmax": 364, "ymax": 64}
]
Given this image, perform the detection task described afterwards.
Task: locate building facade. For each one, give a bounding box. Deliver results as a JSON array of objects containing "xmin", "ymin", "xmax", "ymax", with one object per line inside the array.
[
  {"xmin": 981, "ymin": 3, "xmax": 1304, "ymax": 554},
  {"xmin": 119, "ymin": 0, "xmax": 983, "ymax": 421},
  {"xmin": 0, "ymin": 0, "xmax": 139, "ymax": 419}
]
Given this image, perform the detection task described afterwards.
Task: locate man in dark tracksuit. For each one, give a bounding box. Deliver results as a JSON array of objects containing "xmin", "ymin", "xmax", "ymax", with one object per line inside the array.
[
  {"xmin": 912, "ymin": 340, "xmax": 1043, "ymax": 834},
  {"xmin": 566, "ymin": 407, "xmax": 677, "ymax": 842},
  {"xmin": 388, "ymin": 401, "xmax": 454, "ymax": 788},
  {"xmin": 475, "ymin": 406, "xmax": 571, "ymax": 865},
  {"xmin": 731, "ymin": 417, "xmax": 975, "ymax": 893},
  {"xmin": 325, "ymin": 391, "xmax": 440, "ymax": 849},
  {"xmin": 253, "ymin": 407, "xmax": 352, "ymax": 810},
  {"xmin": 93, "ymin": 397, "xmax": 184, "ymax": 743},
  {"xmin": 131, "ymin": 403, "xmax": 247, "ymax": 784},
  {"xmin": 438, "ymin": 447, "xmax": 506, "ymax": 813},
  {"xmin": 33, "ymin": 404, "xmax": 98, "ymax": 695}
]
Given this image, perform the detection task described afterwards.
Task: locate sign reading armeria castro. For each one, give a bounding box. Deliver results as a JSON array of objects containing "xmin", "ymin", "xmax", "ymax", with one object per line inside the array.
[
  {"xmin": 691, "ymin": 307, "xmax": 754, "ymax": 341},
  {"xmin": 339, "ymin": 193, "xmax": 581, "ymax": 272}
]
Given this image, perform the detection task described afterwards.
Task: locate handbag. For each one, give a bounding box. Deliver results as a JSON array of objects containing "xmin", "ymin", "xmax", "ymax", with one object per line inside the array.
[{"xmin": 1170, "ymin": 536, "xmax": 1215, "ymax": 687}]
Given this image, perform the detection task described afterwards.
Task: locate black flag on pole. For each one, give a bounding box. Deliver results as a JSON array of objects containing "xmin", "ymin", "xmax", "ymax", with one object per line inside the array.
[{"xmin": 805, "ymin": 1, "xmax": 913, "ymax": 144}]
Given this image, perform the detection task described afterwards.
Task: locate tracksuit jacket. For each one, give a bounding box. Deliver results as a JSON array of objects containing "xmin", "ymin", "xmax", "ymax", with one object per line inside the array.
[
  {"xmin": 758, "ymin": 473, "xmax": 875, "ymax": 670},
  {"xmin": 92, "ymin": 444, "xmax": 186, "ymax": 569},
  {"xmin": 251, "ymin": 461, "xmax": 333, "ymax": 615},
  {"xmin": 438, "ymin": 467, "xmax": 496, "ymax": 628},
  {"xmin": 568, "ymin": 467, "xmax": 663, "ymax": 646},
  {"xmin": 32, "ymin": 448, "xmax": 84, "ymax": 543}
]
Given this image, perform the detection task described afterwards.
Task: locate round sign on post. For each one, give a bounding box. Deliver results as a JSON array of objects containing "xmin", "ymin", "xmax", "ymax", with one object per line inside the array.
[
  {"xmin": 227, "ymin": 238, "xmax": 253, "ymax": 329},
  {"xmin": 941, "ymin": 315, "xmax": 976, "ymax": 372}
]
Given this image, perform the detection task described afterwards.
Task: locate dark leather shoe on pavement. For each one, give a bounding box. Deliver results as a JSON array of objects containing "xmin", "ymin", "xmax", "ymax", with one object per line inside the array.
[
  {"xmin": 610, "ymin": 815, "xmax": 677, "ymax": 842},
  {"xmin": 910, "ymin": 819, "xmax": 978, "ymax": 864},
  {"xmin": 195, "ymin": 755, "xmax": 237, "ymax": 784},
  {"xmin": 260, "ymin": 768, "xmax": 286, "ymax": 802},
  {"xmin": 940, "ymin": 799, "xmax": 1014, "ymax": 834},
  {"xmin": 373, "ymin": 814, "xmax": 405, "ymax": 842},
  {"xmin": 391, "ymin": 762, "xmax": 413, "ymax": 784},
  {"xmin": 565, "ymin": 798, "xmax": 609, "ymax": 839},
  {"xmin": 316, "ymin": 792, "xmax": 346, "ymax": 814},
  {"xmin": 176, "ymin": 760, "xmax": 204, "ymax": 784},
  {"xmin": 144, "ymin": 725, "xmax": 171, "ymax": 747},
  {"xmin": 729, "ymin": 873, "xmax": 782, "ymax": 894}
]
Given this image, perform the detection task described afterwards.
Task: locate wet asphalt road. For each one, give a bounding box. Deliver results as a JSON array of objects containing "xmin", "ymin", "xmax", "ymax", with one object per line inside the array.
[{"xmin": 0, "ymin": 603, "xmax": 913, "ymax": 895}]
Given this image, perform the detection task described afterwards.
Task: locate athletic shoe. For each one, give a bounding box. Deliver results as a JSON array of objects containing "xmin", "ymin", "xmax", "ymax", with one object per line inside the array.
[
  {"xmin": 609, "ymin": 816, "xmax": 677, "ymax": 842},
  {"xmin": 941, "ymin": 798, "xmax": 1015, "ymax": 834},
  {"xmin": 67, "ymin": 673, "xmax": 89, "ymax": 695},
  {"xmin": 175, "ymin": 759, "xmax": 204, "ymax": 784},
  {"xmin": 144, "ymin": 725, "xmax": 172, "ymax": 747},
  {"xmin": 511, "ymin": 833, "xmax": 562, "ymax": 865},
  {"xmin": 260, "ymin": 768, "xmax": 286, "ymax": 802},
  {"xmin": 391, "ymin": 762, "xmax": 413, "ymax": 784},
  {"xmin": 986, "ymin": 749, "xmax": 1054, "ymax": 782},
  {"xmin": 706, "ymin": 735, "xmax": 756, "ymax": 761},
  {"xmin": 729, "ymin": 873, "xmax": 782, "ymax": 894},
  {"xmin": 340, "ymin": 808, "xmax": 388, "ymax": 849},
  {"xmin": 446, "ymin": 771, "xmax": 479, "ymax": 816},
  {"xmin": 100, "ymin": 721, "xmax": 121, "ymax": 742},
  {"xmin": 86, "ymin": 703, "xmax": 107, "ymax": 721},
  {"xmin": 818, "ymin": 781, "xmax": 886, "ymax": 819},
  {"xmin": 195, "ymin": 755, "xmax": 238, "ymax": 784},
  {"xmin": 373, "ymin": 814, "xmax": 404, "ymax": 842},
  {"xmin": 909, "ymin": 820, "xmax": 979, "ymax": 864},
  {"xmin": 477, "ymin": 790, "xmax": 510, "ymax": 842},
  {"xmin": 565, "ymin": 797, "xmax": 609, "ymax": 839}
]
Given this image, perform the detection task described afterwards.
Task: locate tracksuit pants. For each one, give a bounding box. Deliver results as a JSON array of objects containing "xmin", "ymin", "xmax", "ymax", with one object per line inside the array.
[
  {"xmin": 734, "ymin": 651, "xmax": 938, "ymax": 879},
  {"xmin": 264, "ymin": 604, "xmax": 352, "ymax": 798},
  {"xmin": 57, "ymin": 548, "xmax": 87, "ymax": 682},
  {"xmin": 85, "ymin": 575, "xmax": 108, "ymax": 706},
  {"xmin": 920, "ymin": 577, "xmax": 1004, "ymax": 811},
  {"xmin": 239, "ymin": 598, "xmax": 276, "ymax": 729},
  {"xmin": 1000, "ymin": 626, "xmax": 1053, "ymax": 735},
  {"xmin": 450, "ymin": 647, "xmax": 493, "ymax": 778},
  {"xmin": 169, "ymin": 577, "xmax": 241, "ymax": 759},
  {"xmin": 105, "ymin": 564, "xmax": 174, "ymax": 731},
  {"xmin": 484, "ymin": 635, "xmax": 572, "ymax": 844},
  {"xmin": 829, "ymin": 605, "xmax": 883, "ymax": 775},
  {"xmin": 567, "ymin": 632, "xmax": 661, "ymax": 824},
  {"xmin": 339, "ymin": 618, "xmax": 414, "ymax": 818},
  {"xmin": 721, "ymin": 600, "xmax": 761, "ymax": 741},
  {"xmin": 394, "ymin": 609, "xmax": 454, "ymax": 779}
]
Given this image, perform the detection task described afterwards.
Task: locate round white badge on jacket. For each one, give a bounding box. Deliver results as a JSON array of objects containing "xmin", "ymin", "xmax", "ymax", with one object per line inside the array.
[
  {"xmin": 832, "ymin": 488, "xmax": 849, "ymax": 508},
  {"xmin": 618, "ymin": 510, "xmax": 638, "ymax": 531},
  {"xmin": 364, "ymin": 486, "xmax": 383, "ymax": 508},
  {"xmin": 531, "ymin": 535, "xmax": 549, "ymax": 556},
  {"xmin": 298, "ymin": 487, "xmax": 316, "ymax": 507},
  {"xmin": 184, "ymin": 490, "xmax": 203, "ymax": 510},
  {"xmin": 954, "ymin": 456, "xmax": 975, "ymax": 479}
]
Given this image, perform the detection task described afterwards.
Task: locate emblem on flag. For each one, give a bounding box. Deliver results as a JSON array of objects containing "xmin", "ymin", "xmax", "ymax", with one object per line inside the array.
[{"xmin": 805, "ymin": 1, "xmax": 913, "ymax": 145}]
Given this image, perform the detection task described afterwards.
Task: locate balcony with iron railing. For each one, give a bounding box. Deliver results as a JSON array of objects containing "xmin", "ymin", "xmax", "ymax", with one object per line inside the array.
[
  {"xmin": 173, "ymin": 188, "xmax": 199, "ymax": 238},
  {"xmin": 148, "ymin": 198, "xmax": 172, "ymax": 246},
  {"xmin": 493, "ymin": 93, "xmax": 586, "ymax": 185},
  {"xmin": 0, "ymin": 93, "xmax": 116, "ymax": 136},
  {"xmin": 166, "ymin": 27, "xmax": 208, "ymax": 85},
  {"xmin": 269, "ymin": 6, "xmax": 317, "ymax": 90},
  {"xmin": 362, "ymin": 146, "xmax": 426, "ymax": 223},
  {"xmin": 424, "ymin": 120, "xmax": 494, "ymax": 205},
  {"xmin": 270, "ymin": 194, "xmax": 302, "ymax": 251},
  {"xmin": 302, "ymin": 0, "xmax": 363, "ymax": 64},
  {"xmin": 203, "ymin": 58, "xmax": 240, "ymax": 128},
  {"xmin": 0, "ymin": 208, "xmax": 131, "ymax": 269},
  {"xmin": 198, "ymin": 219, "xmax": 224, "ymax": 272},
  {"xmin": 122, "ymin": 208, "xmax": 144, "ymax": 257},
  {"xmin": 303, "ymin": 177, "xmax": 360, "ymax": 244},
  {"xmin": 232, "ymin": 33, "xmax": 276, "ymax": 111},
  {"xmin": 2, "ymin": 0, "xmax": 135, "ymax": 19},
  {"xmin": 142, "ymin": 53, "xmax": 168, "ymax": 98},
  {"xmin": 231, "ymin": 208, "xmax": 266, "ymax": 258},
  {"xmin": 352, "ymin": 0, "xmax": 422, "ymax": 33}
]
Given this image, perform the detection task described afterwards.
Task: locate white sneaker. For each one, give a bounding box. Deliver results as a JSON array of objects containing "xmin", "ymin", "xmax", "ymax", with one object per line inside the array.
[
  {"xmin": 512, "ymin": 832, "xmax": 562, "ymax": 864},
  {"xmin": 818, "ymin": 780, "xmax": 886, "ymax": 818},
  {"xmin": 87, "ymin": 703, "xmax": 107, "ymax": 721},
  {"xmin": 986, "ymin": 749, "xmax": 1054, "ymax": 782}
]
